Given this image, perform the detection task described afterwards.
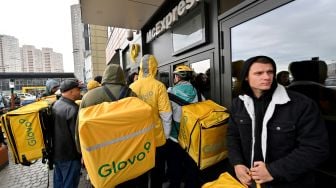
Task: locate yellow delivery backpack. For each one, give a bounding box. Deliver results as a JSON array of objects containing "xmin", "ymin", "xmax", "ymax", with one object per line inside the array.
[
  {"xmin": 202, "ymin": 172, "xmax": 245, "ymax": 188},
  {"xmin": 1, "ymin": 95, "xmax": 56, "ymax": 166},
  {"xmin": 78, "ymin": 87, "xmax": 156, "ymax": 188},
  {"xmin": 169, "ymin": 93, "xmax": 229, "ymax": 170}
]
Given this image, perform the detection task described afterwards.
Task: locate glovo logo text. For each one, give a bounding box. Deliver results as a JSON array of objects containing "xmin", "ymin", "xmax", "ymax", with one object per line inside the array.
[
  {"xmin": 98, "ymin": 142, "xmax": 151, "ymax": 178},
  {"xmin": 19, "ymin": 119, "xmax": 36, "ymax": 146},
  {"xmin": 140, "ymin": 91, "xmax": 153, "ymax": 103}
]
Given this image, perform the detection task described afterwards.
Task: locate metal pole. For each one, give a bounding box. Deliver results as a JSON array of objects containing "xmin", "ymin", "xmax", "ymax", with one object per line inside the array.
[{"xmin": 10, "ymin": 88, "xmax": 14, "ymax": 110}]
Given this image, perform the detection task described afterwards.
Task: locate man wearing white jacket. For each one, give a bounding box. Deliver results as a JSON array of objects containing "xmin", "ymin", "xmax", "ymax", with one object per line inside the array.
[{"xmin": 227, "ymin": 56, "xmax": 329, "ymax": 188}]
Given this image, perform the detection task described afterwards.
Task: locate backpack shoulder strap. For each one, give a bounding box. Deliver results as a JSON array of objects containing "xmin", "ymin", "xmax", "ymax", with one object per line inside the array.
[
  {"xmin": 168, "ymin": 93, "xmax": 190, "ymax": 106},
  {"xmin": 118, "ymin": 86, "xmax": 132, "ymax": 99},
  {"xmin": 103, "ymin": 85, "xmax": 117, "ymax": 101}
]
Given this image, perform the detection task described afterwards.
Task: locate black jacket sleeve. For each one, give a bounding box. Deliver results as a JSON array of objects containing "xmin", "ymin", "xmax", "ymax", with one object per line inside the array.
[
  {"xmin": 267, "ymin": 100, "xmax": 329, "ymax": 182},
  {"xmin": 227, "ymin": 100, "xmax": 247, "ymax": 167}
]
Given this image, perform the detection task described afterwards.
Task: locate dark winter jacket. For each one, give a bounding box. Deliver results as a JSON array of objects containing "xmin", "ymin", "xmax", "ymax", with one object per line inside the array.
[
  {"xmin": 79, "ymin": 64, "xmax": 136, "ymax": 108},
  {"xmin": 53, "ymin": 97, "xmax": 81, "ymax": 161},
  {"xmin": 228, "ymin": 55, "xmax": 329, "ymax": 187},
  {"xmin": 228, "ymin": 84, "xmax": 329, "ymax": 188},
  {"xmin": 75, "ymin": 64, "xmax": 136, "ymax": 152}
]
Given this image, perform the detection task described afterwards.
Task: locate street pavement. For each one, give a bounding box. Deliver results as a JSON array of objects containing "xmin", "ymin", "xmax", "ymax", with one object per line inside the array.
[
  {"xmin": 0, "ymin": 147, "xmax": 90, "ymax": 188},
  {"xmin": 0, "ymin": 148, "xmax": 170, "ymax": 188}
]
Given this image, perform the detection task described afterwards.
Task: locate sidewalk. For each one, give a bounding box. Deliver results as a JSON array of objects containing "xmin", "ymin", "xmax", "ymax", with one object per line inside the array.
[{"xmin": 0, "ymin": 147, "xmax": 90, "ymax": 188}]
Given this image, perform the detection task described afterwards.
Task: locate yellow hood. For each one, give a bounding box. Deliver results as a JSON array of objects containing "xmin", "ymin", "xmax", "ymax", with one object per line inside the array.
[{"xmin": 138, "ymin": 54, "xmax": 158, "ymax": 79}]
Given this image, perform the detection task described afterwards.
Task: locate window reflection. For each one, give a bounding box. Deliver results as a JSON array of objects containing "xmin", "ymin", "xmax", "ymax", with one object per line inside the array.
[
  {"xmin": 231, "ymin": 60, "xmax": 244, "ymax": 98},
  {"xmin": 190, "ymin": 59, "xmax": 211, "ymax": 99},
  {"xmin": 231, "ymin": 0, "xmax": 336, "ymax": 83},
  {"xmin": 172, "ymin": 12, "xmax": 204, "ymax": 54},
  {"xmin": 157, "ymin": 70, "xmax": 170, "ymax": 88},
  {"xmin": 231, "ymin": 0, "xmax": 336, "ymax": 171}
]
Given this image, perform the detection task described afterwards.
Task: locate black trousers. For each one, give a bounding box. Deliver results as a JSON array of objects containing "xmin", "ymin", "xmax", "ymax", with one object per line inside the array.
[
  {"xmin": 166, "ymin": 139, "xmax": 201, "ymax": 188},
  {"xmin": 150, "ymin": 144, "xmax": 168, "ymax": 188},
  {"xmin": 116, "ymin": 172, "xmax": 148, "ymax": 188},
  {"xmin": 166, "ymin": 140, "xmax": 185, "ymax": 188}
]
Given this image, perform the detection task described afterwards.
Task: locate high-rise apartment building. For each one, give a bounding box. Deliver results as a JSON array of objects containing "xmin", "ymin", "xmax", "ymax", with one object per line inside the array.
[
  {"xmin": 21, "ymin": 45, "xmax": 40, "ymax": 72},
  {"xmin": 42, "ymin": 48, "xmax": 52, "ymax": 72},
  {"xmin": 0, "ymin": 35, "xmax": 21, "ymax": 72},
  {"xmin": 0, "ymin": 34, "xmax": 63, "ymax": 73},
  {"xmin": 53, "ymin": 52, "xmax": 64, "ymax": 72},
  {"xmin": 71, "ymin": 4, "xmax": 85, "ymax": 81},
  {"xmin": 41, "ymin": 48, "xmax": 63, "ymax": 73}
]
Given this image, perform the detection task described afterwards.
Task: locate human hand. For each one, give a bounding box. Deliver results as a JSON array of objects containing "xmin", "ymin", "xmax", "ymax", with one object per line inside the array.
[
  {"xmin": 250, "ymin": 161, "xmax": 274, "ymax": 184},
  {"xmin": 234, "ymin": 164, "xmax": 252, "ymax": 186}
]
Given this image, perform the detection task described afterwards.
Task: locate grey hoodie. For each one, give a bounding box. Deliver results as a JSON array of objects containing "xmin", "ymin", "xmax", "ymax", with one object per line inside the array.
[
  {"xmin": 79, "ymin": 64, "xmax": 136, "ymax": 108},
  {"xmin": 41, "ymin": 79, "xmax": 59, "ymax": 97}
]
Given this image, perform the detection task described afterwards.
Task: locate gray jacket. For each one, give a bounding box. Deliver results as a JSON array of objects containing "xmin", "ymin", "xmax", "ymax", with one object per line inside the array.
[{"xmin": 53, "ymin": 97, "xmax": 81, "ymax": 161}]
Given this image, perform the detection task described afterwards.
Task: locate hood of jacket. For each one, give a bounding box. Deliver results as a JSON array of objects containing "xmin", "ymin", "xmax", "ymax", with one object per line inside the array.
[
  {"xmin": 240, "ymin": 55, "xmax": 278, "ymax": 97},
  {"xmin": 138, "ymin": 54, "xmax": 158, "ymax": 79},
  {"xmin": 45, "ymin": 79, "xmax": 59, "ymax": 94},
  {"xmin": 171, "ymin": 81, "xmax": 197, "ymax": 103},
  {"xmin": 87, "ymin": 80, "xmax": 101, "ymax": 90},
  {"xmin": 101, "ymin": 64, "xmax": 126, "ymax": 85}
]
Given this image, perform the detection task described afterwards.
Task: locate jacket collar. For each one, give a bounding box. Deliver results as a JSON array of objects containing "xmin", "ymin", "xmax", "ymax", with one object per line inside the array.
[
  {"xmin": 238, "ymin": 84, "xmax": 290, "ymax": 166},
  {"xmin": 239, "ymin": 84, "xmax": 290, "ymax": 105}
]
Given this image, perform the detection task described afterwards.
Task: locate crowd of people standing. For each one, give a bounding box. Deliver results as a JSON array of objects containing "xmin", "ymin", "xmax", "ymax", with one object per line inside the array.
[{"xmin": 0, "ymin": 53, "xmax": 333, "ymax": 188}]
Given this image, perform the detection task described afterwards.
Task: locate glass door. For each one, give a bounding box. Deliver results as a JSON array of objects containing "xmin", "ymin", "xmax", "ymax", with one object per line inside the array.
[{"xmin": 219, "ymin": 0, "xmax": 336, "ymax": 183}]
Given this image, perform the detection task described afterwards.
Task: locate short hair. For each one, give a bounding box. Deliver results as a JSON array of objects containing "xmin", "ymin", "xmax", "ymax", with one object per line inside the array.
[{"xmin": 94, "ymin": 76, "xmax": 102, "ymax": 84}]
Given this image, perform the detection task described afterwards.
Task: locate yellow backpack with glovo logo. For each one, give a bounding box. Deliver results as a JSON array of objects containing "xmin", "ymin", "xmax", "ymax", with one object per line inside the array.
[
  {"xmin": 177, "ymin": 99, "xmax": 230, "ymax": 170},
  {"xmin": 1, "ymin": 95, "xmax": 56, "ymax": 166},
  {"xmin": 78, "ymin": 97, "xmax": 156, "ymax": 188}
]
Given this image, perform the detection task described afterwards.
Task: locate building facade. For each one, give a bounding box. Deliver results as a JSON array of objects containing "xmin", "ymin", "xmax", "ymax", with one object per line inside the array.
[
  {"xmin": 41, "ymin": 48, "xmax": 63, "ymax": 73},
  {"xmin": 21, "ymin": 45, "xmax": 40, "ymax": 72},
  {"xmin": 83, "ymin": 25, "xmax": 108, "ymax": 82},
  {"xmin": 0, "ymin": 34, "xmax": 64, "ymax": 73},
  {"xmin": 71, "ymin": 4, "xmax": 86, "ymax": 81},
  {"xmin": 0, "ymin": 72, "xmax": 75, "ymax": 95},
  {"xmin": 0, "ymin": 35, "xmax": 21, "ymax": 72}
]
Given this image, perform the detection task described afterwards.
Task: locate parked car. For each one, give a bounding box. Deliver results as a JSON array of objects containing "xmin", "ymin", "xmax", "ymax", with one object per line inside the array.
[
  {"xmin": 17, "ymin": 93, "xmax": 36, "ymax": 106},
  {"xmin": 17, "ymin": 93, "xmax": 36, "ymax": 100}
]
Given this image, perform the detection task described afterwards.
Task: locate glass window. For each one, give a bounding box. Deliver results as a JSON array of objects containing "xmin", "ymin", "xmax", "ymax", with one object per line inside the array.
[
  {"xmin": 157, "ymin": 71, "xmax": 170, "ymax": 88},
  {"xmin": 190, "ymin": 59, "xmax": 211, "ymax": 99},
  {"xmin": 232, "ymin": 0, "xmax": 336, "ymax": 82},
  {"xmin": 172, "ymin": 4, "xmax": 206, "ymax": 55},
  {"xmin": 231, "ymin": 0, "xmax": 336, "ymax": 171}
]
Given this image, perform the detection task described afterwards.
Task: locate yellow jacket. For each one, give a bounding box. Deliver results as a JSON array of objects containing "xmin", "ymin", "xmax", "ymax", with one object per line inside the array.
[{"xmin": 130, "ymin": 55, "xmax": 172, "ymax": 147}]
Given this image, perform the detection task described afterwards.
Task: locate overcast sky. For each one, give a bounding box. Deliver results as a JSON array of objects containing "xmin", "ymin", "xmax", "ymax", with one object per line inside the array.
[
  {"xmin": 231, "ymin": 0, "xmax": 336, "ymax": 72},
  {"xmin": 0, "ymin": 0, "xmax": 79, "ymax": 72}
]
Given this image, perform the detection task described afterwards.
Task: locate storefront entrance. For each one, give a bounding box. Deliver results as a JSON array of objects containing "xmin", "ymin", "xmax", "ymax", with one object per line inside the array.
[{"xmin": 158, "ymin": 50, "xmax": 216, "ymax": 101}]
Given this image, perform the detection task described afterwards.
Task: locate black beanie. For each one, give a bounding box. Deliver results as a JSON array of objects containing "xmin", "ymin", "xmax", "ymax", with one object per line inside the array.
[{"xmin": 240, "ymin": 55, "xmax": 277, "ymax": 95}]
